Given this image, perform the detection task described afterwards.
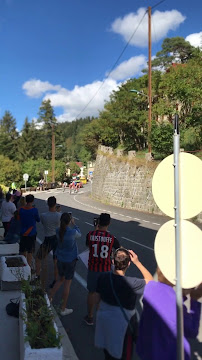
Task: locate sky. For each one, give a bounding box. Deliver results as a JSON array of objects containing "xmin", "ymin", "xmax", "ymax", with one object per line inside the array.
[{"xmin": 0, "ymin": 0, "xmax": 201, "ymax": 130}]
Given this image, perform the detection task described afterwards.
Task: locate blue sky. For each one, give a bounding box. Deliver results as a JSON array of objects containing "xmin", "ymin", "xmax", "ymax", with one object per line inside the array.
[{"xmin": 0, "ymin": 0, "xmax": 201, "ymax": 130}]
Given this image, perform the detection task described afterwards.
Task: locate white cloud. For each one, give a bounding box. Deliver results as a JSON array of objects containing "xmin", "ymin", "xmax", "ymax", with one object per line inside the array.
[
  {"xmin": 23, "ymin": 53, "xmax": 149, "ymax": 122},
  {"xmin": 108, "ymin": 55, "xmax": 147, "ymax": 80},
  {"xmin": 23, "ymin": 54, "xmax": 143, "ymax": 122},
  {"xmin": 32, "ymin": 117, "xmax": 43, "ymax": 129},
  {"xmin": 22, "ymin": 79, "xmax": 61, "ymax": 98},
  {"xmin": 186, "ymin": 32, "xmax": 202, "ymax": 48},
  {"xmin": 43, "ymin": 78, "xmax": 119, "ymax": 122},
  {"xmin": 111, "ymin": 7, "xmax": 186, "ymax": 48}
]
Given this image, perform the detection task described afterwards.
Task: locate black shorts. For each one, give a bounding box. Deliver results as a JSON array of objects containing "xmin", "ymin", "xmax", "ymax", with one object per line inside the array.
[
  {"xmin": 87, "ymin": 270, "xmax": 105, "ymax": 292},
  {"xmin": 57, "ymin": 259, "xmax": 77, "ymax": 280},
  {"xmin": 19, "ymin": 235, "xmax": 36, "ymax": 254},
  {"xmin": 36, "ymin": 235, "xmax": 58, "ymax": 260}
]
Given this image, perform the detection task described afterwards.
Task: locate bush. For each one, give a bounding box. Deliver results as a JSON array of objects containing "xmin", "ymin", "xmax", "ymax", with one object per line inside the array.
[{"xmin": 22, "ymin": 281, "xmax": 61, "ymax": 349}]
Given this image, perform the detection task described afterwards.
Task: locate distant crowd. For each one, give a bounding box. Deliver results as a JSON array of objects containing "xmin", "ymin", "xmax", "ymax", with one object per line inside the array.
[{"xmin": 0, "ymin": 189, "xmax": 201, "ymax": 360}]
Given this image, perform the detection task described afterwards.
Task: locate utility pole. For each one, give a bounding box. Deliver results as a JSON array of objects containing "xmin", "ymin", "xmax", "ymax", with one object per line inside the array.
[
  {"xmin": 52, "ymin": 124, "xmax": 55, "ymax": 183},
  {"xmin": 148, "ymin": 6, "xmax": 152, "ymax": 153}
]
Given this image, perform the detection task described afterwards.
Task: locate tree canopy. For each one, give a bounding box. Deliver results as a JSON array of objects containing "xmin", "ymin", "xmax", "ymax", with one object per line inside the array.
[{"xmin": 0, "ymin": 36, "xmax": 201, "ymax": 187}]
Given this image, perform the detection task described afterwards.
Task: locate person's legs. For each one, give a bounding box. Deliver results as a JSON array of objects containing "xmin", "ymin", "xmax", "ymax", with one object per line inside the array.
[
  {"xmin": 27, "ymin": 252, "xmax": 32, "ymax": 267},
  {"xmin": 35, "ymin": 240, "xmax": 50, "ymax": 276},
  {"xmin": 85, "ymin": 270, "xmax": 102, "ymax": 324},
  {"xmin": 27, "ymin": 235, "xmax": 36, "ymax": 268},
  {"xmin": 49, "ymin": 276, "xmax": 65, "ymax": 301},
  {"xmin": 61, "ymin": 279, "xmax": 72, "ymax": 311},
  {"xmin": 53, "ymin": 258, "xmax": 58, "ymax": 281},
  {"xmin": 87, "ymin": 292, "xmax": 96, "ymax": 318},
  {"xmin": 121, "ymin": 327, "xmax": 134, "ymax": 360},
  {"xmin": 19, "ymin": 236, "xmax": 28, "ymax": 262},
  {"xmin": 3, "ymin": 222, "xmax": 9, "ymax": 237}
]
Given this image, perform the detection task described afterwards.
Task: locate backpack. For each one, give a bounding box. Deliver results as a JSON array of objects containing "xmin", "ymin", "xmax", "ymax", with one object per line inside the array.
[{"xmin": 6, "ymin": 298, "xmax": 19, "ymax": 318}]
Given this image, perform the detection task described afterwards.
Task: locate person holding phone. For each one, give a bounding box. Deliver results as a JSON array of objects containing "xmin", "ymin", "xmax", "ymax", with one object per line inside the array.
[
  {"xmin": 95, "ymin": 248, "xmax": 153, "ymax": 360},
  {"xmin": 35, "ymin": 196, "xmax": 61, "ymax": 286},
  {"xmin": 49, "ymin": 212, "xmax": 81, "ymax": 316}
]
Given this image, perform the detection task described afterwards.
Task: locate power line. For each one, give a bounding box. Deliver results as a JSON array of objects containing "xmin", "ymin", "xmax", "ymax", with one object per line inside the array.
[
  {"xmin": 74, "ymin": 9, "xmax": 147, "ymax": 120},
  {"xmin": 74, "ymin": 0, "xmax": 166, "ymax": 121}
]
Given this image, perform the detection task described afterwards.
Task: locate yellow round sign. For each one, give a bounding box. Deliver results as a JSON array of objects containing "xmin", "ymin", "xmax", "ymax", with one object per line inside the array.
[
  {"xmin": 152, "ymin": 153, "xmax": 202, "ymax": 219},
  {"xmin": 154, "ymin": 219, "xmax": 202, "ymax": 289}
]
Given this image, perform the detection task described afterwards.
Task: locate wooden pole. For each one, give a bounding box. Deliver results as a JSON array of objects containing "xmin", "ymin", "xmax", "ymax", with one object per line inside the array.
[
  {"xmin": 148, "ymin": 6, "xmax": 152, "ymax": 153},
  {"xmin": 52, "ymin": 124, "xmax": 55, "ymax": 183}
]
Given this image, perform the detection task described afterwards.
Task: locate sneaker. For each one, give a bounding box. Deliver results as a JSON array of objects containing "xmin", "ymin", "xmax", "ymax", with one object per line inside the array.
[
  {"xmin": 84, "ymin": 315, "xmax": 94, "ymax": 326},
  {"xmin": 49, "ymin": 280, "xmax": 56, "ymax": 288},
  {"xmin": 60, "ymin": 308, "xmax": 73, "ymax": 316}
]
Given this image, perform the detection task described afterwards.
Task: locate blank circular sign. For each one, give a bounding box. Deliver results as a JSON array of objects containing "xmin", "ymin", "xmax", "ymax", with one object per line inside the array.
[
  {"xmin": 154, "ymin": 219, "xmax": 202, "ymax": 289},
  {"xmin": 152, "ymin": 153, "xmax": 202, "ymax": 219}
]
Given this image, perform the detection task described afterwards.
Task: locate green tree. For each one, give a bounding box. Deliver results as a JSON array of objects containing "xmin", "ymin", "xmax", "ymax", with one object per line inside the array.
[
  {"xmin": 0, "ymin": 111, "xmax": 19, "ymax": 160},
  {"xmin": 17, "ymin": 118, "xmax": 44, "ymax": 161},
  {"xmin": 22, "ymin": 159, "xmax": 49, "ymax": 186},
  {"xmin": 69, "ymin": 161, "xmax": 80, "ymax": 176},
  {"xmin": 38, "ymin": 99, "xmax": 57, "ymax": 160},
  {"xmin": 152, "ymin": 37, "xmax": 196, "ymax": 69},
  {"xmin": 0, "ymin": 155, "xmax": 21, "ymax": 186},
  {"xmin": 150, "ymin": 122, "xmax": 173, "ymax": 157}
]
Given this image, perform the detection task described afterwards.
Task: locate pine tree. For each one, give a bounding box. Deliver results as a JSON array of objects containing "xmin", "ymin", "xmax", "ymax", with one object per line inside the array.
[{"xmin": 0, "ymin": 111, "xmax": 19, "ymax": 160}]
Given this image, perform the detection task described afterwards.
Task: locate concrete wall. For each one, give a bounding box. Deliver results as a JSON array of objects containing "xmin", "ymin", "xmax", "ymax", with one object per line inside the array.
[{"xmin": 92, "ymin": 147, "xmax": 202, "ymax": 222}]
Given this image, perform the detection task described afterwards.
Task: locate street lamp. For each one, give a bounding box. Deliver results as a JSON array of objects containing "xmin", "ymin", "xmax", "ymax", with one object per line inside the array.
[
  {"xmin": 130, "ymin": 89, "xmax": 148, "ymax": 99},
  {"xmin": 130, "ymin": 89, "xmax": 151, "ymax": 153}
]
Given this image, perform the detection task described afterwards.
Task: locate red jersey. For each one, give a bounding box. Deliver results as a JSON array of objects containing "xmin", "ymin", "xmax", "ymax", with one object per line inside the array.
[{"xmin": 86, "ymin": 230, "xmax": 120, "ymax": 272}]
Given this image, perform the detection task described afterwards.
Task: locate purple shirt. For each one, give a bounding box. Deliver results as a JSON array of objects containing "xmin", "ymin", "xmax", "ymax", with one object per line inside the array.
[{"xmin": 136, "ymin": 281, "xmax": 201, "ymax": 360}]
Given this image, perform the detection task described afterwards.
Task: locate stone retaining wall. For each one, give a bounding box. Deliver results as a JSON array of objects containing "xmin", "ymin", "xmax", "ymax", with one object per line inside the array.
[{"xmin": 92, "ymin": 148, "xmax": 202, "ymax": 222}]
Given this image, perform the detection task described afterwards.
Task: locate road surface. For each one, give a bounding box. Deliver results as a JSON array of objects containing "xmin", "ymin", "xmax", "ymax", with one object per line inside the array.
[{"xmin": 33, "ymin": 184, "xmax": 202, "ymax": 360}]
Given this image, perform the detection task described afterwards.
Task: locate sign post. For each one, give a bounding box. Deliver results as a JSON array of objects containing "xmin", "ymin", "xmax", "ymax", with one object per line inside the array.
[
  {"xmin": 44, "ymin": 170, "xmax": 48, "ymax": 184},
  {"xmin": 23, "ymin": 173, "xmax": 29, "ymax": 192}
]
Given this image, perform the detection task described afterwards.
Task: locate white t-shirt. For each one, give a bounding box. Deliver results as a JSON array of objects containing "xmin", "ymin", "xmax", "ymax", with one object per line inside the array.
[
  {"xmin": 1, "ymin": 201, "xmax": 16, "ymax": 222},
  {"xmin": 41, "ymin": 211, "xmax": 61, "ymax": 237}
]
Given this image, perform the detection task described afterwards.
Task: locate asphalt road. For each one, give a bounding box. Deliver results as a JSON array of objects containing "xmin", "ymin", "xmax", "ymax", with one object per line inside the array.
[{"xmin": 33, "ymin": 184, "xmax": 202, "ymax": 360}]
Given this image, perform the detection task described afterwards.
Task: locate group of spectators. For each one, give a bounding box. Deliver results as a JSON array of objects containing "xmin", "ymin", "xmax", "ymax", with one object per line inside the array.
[{"xmin": 0, "ymin": 191, "xmax": 201, "ymax": 360}]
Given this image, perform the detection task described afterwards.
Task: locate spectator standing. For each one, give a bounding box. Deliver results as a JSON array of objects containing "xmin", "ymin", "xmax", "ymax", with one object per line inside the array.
[
  {"xmin": 39, "ymin": 179, "xmax": 44, "ymax": 191},
  {"xmin": 17, "ymin": 196, "xmax": 26, "ymax": 209},
  {"xmin": 1, "ymin": 193, "xmax": 16, "ymax": 236},
  {"xmin": 4, "ymin": 210, "xmax": 21, "ymax": 244},
  {"xmin": 13, "ymin": 190, "xmax": 21, "ymax": 208},
  {"xmin": 84, "ymin": 213, "xmax": 120, "ymax": 325},
  {"xmin": 19, "ymin": 194, "xmax": 40, "ymax": 266},
  {"xmin": 136, "ymin": 268, "xmax": 201, "ymax": 360},
  {"xmin": 49, "ymin": 212, "xmax": 81, "ymax": 316},
  {"xmin": 11, "ymin": 182, "xmax": 16, "ymax": 192},
  {"xmin": 35, "ymin": 196, "xmax": 61, "ymax": 286},
  {"xmin": 95, "ymin": 249, "xmax": 153, "ymax": 360}
]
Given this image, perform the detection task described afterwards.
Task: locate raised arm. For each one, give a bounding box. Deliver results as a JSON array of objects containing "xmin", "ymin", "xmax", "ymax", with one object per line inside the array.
[{"xmin": 129, "ymin": 250, "xmax": 153, "ymax": 284}]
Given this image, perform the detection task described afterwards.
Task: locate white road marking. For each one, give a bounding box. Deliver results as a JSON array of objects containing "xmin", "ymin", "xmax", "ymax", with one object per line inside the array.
[
  {"xmin": 122, "ymin": 237, "xmax": 154, "ymax": 251},
  {"xmin": 72, "ymin": 193, "xmax": 161, "ymax": 230},
  {"xmin": 74, "ymin": 272, "xmax": 87, "ymax": 290},
  {"xmin": 73, "ymin": 217, "xmax": 79, "ymax": 220},
  {"xmin": 85, "ymin": 222, "xmax": 94, "ymax": 227}
]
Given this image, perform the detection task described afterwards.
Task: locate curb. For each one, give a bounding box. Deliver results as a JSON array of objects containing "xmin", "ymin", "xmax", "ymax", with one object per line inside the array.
[{"xmin": 51, "ymin": 306, "xmax": 79, "ymax": 360}]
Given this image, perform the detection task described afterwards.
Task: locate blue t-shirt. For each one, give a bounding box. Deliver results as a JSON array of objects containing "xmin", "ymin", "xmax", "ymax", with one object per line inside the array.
[
  {"xmin": 56, "ymin": 225, "xmax": 81, "ymax": 262},
  {"xmin": 19, "ymin": 207, "xmax": 40, "ymax": 236}
]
